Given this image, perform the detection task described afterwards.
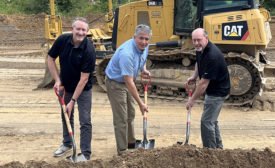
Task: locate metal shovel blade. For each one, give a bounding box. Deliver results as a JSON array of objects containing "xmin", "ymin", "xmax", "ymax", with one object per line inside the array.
[
  {"xmin": 65, "ymin": 134, "xmax": 77, "ymax": 162},
  {"xmin": 135, "ymin": 139, "xmax": 155, "ymax": 149},
  {"xmin": 177, "ymin": 108, "xmax": 191, "ymax": 145},
  {"xmin": 66, "ymin": 155, "xmax": 77, "ymax": 163}
]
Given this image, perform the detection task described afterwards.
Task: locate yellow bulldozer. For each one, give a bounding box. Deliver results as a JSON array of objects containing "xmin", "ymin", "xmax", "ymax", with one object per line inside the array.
[{"xmin": 39, "ymin": 0, "xmax": 273, "ymax": 106}]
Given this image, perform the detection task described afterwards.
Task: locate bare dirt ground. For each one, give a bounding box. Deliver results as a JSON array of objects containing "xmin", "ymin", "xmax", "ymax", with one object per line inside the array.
[{"xmin": 0, "ymin": 14, "xmax": 275, "ymax": 167}]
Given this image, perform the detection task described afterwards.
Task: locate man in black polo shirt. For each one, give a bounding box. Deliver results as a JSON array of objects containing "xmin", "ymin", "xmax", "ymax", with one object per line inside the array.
[
  {"xmin": 186, "ymin": 28, "xmax": 230, "ymax": 149},
  {"xmin": 48, "ymin": 17, "xmax": 96, "ymax": 161}
]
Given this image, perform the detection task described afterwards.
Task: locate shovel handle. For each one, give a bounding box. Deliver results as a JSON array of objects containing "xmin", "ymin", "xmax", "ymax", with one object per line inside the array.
[
  {"xmin": 141, "ymin": 76, "xmax": 151, "ymax": 118},
  {"xmin": 141, "ymin": 76, "xmax": 152, "ymax": 92},
  {"xmin": 144, "ymin": 91, "xmax": 148, "ymax": 118},
  {"xmin": 186, "ymin": 82, "xmax": 196, "ymax": 98},
  {"xmin": 141, "ymin": 76, "xmax": 151, "ymax": 117},
  {"xmin": 54, "ymin": 86, "xmax": 65, "ymax": 105},
  {"xmin": 54, "ymin": 86, "xmax": 73, "ymax": 135},
  {"xmin": 184, "ymin": 83, "xmax": 195, "ymax": 145}
]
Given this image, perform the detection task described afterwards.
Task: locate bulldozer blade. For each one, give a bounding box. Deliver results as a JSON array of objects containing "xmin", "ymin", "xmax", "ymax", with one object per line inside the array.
[
  {"xmin": 135, "ymin": 139, "xmax": 155, "ymax": 149},
  {"xmin": 36, "ymin": 66, "xmax": 54, "ymax": 89}
]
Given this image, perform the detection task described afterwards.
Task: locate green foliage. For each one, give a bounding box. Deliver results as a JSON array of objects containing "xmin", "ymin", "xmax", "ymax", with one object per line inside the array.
[
  {"xmin": 1, "ymin": 0, "xmax": 274, "ymax": 16},
  {"xmin": 261, "ymin": 0, "xmax": 275, "ymax": 15},
  {"xmin": 25, "ymin": 0, "xmax": 50, "ymax": 14},
  {"xmin": 0, "ymin": 0, "xmax": 27, "ymax": 14},
  {"xmin": 0, "ymin": 0, "xmax": 136, "ymax": 16},
  {"xmin": 56, "ymin": 0, "xmax": 73, "ymax": 13}
]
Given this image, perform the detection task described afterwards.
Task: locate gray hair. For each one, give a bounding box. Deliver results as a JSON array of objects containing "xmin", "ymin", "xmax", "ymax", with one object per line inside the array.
[
  {"xmin": 72, "ymin": 17, "xmax": 89, "ymax": 30},
  {"xmin": 134, "ymin": 24, "xmax": 152, "ymax": 38},
  {"xmin": 192, "ymin": 28, "xmax": 208, "ymax": 37},
  {"xmin": 203, "ymin": 29, "xmax": 208, "ymax": 37}
]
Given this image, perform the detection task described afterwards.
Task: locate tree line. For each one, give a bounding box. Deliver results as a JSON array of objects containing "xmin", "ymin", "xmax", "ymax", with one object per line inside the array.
[
  {"xmin": 0, "ymin": 0, "xmax": 135, "ymax": 16},
  {"xmin": 0, "ymin": 0, "xmax": 274, "ymax": 16}
]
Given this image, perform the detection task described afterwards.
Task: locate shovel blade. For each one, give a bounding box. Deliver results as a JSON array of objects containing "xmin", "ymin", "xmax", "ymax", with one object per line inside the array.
[
  {"xmin": 135, "ymin": 139, "xmax": 155, "ymax": 149},
  {"xmin": 66, "ymin": 155, "xmax": 77, "ymax": 163}
]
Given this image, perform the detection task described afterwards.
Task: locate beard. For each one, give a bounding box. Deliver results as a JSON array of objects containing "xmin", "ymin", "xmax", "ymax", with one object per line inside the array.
[
  {"xmin": 195, "ymin": 46, "xmax": 202, "ymax": 52},
  {"xmin": 76, "ymin": 35, "xmax": 85, "ymax": 42}
]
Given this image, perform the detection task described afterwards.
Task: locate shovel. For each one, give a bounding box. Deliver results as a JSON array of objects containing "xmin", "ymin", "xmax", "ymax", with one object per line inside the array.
[
  {"xmin": 177, "ymin": 82, "xmax": 196, "ymax": 145},
  {"xmin": 135, "ymin": 76, "xmax": 155, "ymax": 149},
  {"xmin": 54, "ymin": 86, "xmax": 77, "ymax": 162}
]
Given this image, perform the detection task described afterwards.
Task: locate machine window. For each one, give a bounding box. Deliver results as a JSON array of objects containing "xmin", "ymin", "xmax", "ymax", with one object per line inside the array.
[{"xmin": 203, "ymin": 0, "xmax": 249, "ymax": 11}]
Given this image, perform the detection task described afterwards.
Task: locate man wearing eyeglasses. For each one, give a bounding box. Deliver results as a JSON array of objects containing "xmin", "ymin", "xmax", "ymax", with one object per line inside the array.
[{"xmin": 186, "ymin": 28, "xmax": 230, "ymax": 149}]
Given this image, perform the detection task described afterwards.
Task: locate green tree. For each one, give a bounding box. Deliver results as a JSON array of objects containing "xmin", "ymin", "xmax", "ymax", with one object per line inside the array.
[
  {"xmin": 56, "ymin": 0, "xmax": 73, "ymax": 14},
  {"xmin": 24, "ymin": 0, "xmax": 50, "ymax": 14},
  {"xmin": 261, "ymin": 0, "xmax": 275, "ymax": 15}
]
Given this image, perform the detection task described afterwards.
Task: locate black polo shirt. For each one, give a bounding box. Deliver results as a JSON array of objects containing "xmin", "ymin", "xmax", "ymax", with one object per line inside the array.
[
  {"xmin": 196, "ymin": 41, "xmax": 230, "ymax": 97},
  {"xmin": 48, "ymin": 33, "xmax": 96, "ymax": 93}
]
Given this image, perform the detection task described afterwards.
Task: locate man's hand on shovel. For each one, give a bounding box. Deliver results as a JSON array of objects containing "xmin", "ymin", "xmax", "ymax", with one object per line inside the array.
[
  {"xmin": 66, "ymin": 102, "xmax": 74, "ymax": 118},
  {"xmin": 138, "ymin": 102, "xmax": 148, "ymax": 115},
  {"xmin": 186, "ymin": 99, "xmax": 195, "ymax": 111},
  {"xmin": 185, "ymin": 81, "xmax": 196, "ymax": 110},
  {"xmin": 54, "ymin": 86, "xmax": 72, "ymax": 118}
]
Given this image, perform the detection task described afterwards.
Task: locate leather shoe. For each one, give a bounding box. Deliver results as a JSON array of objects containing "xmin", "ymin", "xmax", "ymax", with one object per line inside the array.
[{"xmin": 128, "ymin": 143, "xmax": 136, "ymax": 149}]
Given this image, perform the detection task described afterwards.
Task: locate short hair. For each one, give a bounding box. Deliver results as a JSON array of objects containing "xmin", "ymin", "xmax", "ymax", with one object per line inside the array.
[
  {"xmin": 72, "ymin": 17, "xmax": 89, "ymax": 30},
  {"xmin": 203, "ymin": 29, "xmax": 208, "ymax": 37},
  {"xmin": 134, "ymin": 24, "xmax": 152, "ymax": 38},
  {"xmin": 192, "ymin": 28, "xmax": 208, "ymax": 37}
]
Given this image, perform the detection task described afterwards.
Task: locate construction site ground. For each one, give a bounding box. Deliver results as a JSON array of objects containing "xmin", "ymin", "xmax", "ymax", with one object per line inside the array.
[{"xmin": 0, "ymin": 14, "xmax": 275, "ymax": 167}]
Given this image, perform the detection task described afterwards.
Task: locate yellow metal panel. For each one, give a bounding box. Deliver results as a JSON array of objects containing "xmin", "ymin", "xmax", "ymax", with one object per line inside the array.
[
  {"xmin": 251, "ymin": 9, "xmax": 271, "ymax": 45},
  {"xmin": 116, "ymin": 0, "xmax": 175, "ymax": 48},
  {"xmin": 204, "ymin": 9, "xmax": 270, "ymax": 47}
]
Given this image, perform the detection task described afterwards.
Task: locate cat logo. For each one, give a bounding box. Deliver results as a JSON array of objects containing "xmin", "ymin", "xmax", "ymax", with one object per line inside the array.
[{"xmin": 222, "ymin": 21, "xmax": 249, "ymax": 41}]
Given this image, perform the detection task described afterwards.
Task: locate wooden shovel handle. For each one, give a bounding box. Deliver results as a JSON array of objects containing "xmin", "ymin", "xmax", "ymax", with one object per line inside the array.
[{"xmin": 54, "ymin": 86, "xmax": 73, "ymax": 135}]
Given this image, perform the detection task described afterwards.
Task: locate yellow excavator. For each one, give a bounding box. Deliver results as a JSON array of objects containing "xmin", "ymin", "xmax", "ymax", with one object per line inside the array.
[{"xmin": 39, "ymin": 0, "xmax": 272, "ymax": 106}]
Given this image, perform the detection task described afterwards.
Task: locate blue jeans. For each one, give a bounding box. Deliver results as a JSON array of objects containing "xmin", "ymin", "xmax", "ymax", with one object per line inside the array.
[
  {"xmin": 201, "ymin": 94, "xmax": 226, "ymax": 149},
  {"xmin": 60, "ymin": 89, "xmax": 92, "ymax": 159}
]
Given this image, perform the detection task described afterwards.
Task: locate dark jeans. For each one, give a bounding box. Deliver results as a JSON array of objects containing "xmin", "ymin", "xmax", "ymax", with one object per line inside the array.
[
  {"xmin": 60, "ymin": 89, "xmax": 92, "ymax": 159},
  {"xmin": 201, "ymin": 94, "xmax": 226, "ymax": 149}
]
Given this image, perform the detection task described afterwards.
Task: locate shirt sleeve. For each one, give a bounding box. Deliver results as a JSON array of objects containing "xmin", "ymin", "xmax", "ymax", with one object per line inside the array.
[
  {"xmin": 48, "ymin": 35, "xmax": 63, "ymax": 58},
  {"xmin": 119, "ymin": 51, "xmax": 134, "ymax": 77}
]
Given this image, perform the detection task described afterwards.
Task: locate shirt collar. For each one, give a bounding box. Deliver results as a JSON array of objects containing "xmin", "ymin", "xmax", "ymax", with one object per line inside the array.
[
  {"xmin": 69, "ymin": 34, "xmax": 87, "ymax": 49},
  {"xmin": 132, "ymin": 38, "xmax": 144, "ymax": 55},
  {"xmin": 203, "ymin": 41, "xmax": 211, "ymax": 54},
  {"xmin": 197, "ymin": 41, "xmax": 211, "ymax": 57}
]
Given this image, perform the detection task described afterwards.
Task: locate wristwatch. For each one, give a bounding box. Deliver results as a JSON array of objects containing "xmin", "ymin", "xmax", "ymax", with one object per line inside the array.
[{"xmin": 71, "ymin": 98, "xmax": 76, "ymax": 102}]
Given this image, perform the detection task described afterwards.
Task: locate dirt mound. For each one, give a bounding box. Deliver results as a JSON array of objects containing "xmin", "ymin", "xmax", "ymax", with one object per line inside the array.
[
  {"xmin": 0, "ymin": 13, "xmax": 105, "ymax": 46},
  {"xmin": 0, "ymin": 14, "xmax": 46, "ymax": 30},
  {"xmin": 1, "ymin": 145, "xmax": 275, "ymax": 168},
  {"xmin": 0, "ymin": 14, "xmax": 46, "ymax": 46},
  {"xmin": 0, "ymin": 13, "xmax": 103, "ymax": 31}
]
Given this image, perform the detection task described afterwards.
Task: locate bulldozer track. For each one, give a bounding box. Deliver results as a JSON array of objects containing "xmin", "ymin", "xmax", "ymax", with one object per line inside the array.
[{"xmin": 96, "ymin": 49, "xmax": 271, "ymax": 106}]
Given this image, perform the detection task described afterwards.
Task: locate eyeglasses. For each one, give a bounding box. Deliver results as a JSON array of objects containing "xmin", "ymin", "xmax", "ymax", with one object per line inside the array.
[{"xmin": 192, "ymin": 38, "xmax": 203, "ymax": 43}]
